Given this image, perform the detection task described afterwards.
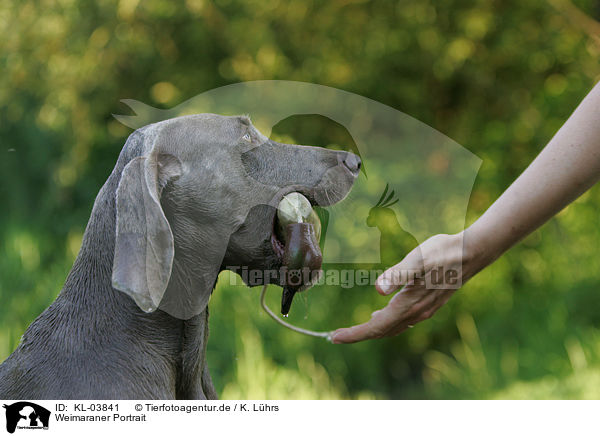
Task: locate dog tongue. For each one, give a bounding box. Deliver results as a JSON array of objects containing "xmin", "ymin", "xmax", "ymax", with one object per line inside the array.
[{"xmin": 276, "ymin": 193, "xmax": 323, "ymax": 315}]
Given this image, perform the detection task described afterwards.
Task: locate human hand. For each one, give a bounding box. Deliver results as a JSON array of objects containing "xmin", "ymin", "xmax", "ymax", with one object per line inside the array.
[
  {"xmin": 332, "ymin": 83, "xmax": 600, "ymax": 343},
  {"xmin": 331, "ymin": 232, "xmax": 482, "ymax": 344}
]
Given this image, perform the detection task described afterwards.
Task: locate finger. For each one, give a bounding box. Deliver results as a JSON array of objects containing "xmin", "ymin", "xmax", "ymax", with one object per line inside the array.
[
  {"xmin": 395, "ymin": 287, "xmax": 456, "ymax": 326},
  {"xmin": 391, "ymin": 285, "xmax": 440, "ymax": 316},
  {"xmin": 375, "ymin": 246, "xmax": 424, "ymax": 295},
  {"xmin": 332, "ymin": 299, "xmax": 412, "ymax": 344},
  {"xmin": 331, "ymin": 323, "xmax": 377, "ymax": 344}
]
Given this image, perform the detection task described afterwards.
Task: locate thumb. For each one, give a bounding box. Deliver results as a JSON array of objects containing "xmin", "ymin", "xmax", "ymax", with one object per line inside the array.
[{"xmin": 375, "ymin": 246, "xmax": 424, "ymax": 295}]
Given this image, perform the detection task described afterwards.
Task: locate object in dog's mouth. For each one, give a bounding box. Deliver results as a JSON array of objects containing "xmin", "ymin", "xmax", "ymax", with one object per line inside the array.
[{"xmin": 274, "ymin": 193, "xmax": 322, "ymax": 316}]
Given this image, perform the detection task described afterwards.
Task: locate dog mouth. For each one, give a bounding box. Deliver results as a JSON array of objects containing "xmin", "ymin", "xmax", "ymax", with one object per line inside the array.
[{"xmin": 270, "ymin": 192, "xmax": 323, "ymax": 316}]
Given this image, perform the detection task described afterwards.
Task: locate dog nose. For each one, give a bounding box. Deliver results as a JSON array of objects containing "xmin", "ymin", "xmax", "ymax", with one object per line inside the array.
[{"xmin": 342, "ymin": 153, "xmax": 361, "ymax": 174}]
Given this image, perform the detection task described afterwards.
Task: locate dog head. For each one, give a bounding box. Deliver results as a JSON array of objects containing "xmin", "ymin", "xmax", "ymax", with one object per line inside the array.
[{"xmin": 111, "ymin": 114, "xmax": 360, "ymax": 319}]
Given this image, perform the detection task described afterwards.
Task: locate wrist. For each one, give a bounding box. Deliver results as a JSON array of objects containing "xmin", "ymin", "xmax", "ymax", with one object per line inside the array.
[{"xmin": 459, "ymin": 227, "xmax": 497, "ymax": 278}]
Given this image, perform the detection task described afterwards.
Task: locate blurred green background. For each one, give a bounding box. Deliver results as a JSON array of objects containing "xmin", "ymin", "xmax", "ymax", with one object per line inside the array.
[{"xmin": 2, "ymin": 0, "xmax": 600, "ymax": 399}]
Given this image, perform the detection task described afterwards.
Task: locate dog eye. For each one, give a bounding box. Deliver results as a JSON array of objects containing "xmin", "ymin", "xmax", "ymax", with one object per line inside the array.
[{"xmin": 242, "ymin": 133, "xmax": 252, "ymax": 142}]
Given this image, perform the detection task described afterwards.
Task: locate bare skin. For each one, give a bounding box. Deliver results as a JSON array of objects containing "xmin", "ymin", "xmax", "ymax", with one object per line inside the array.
[{"xmin": 332, "ymin": 81, "xmax": 600, "ymax": 344}]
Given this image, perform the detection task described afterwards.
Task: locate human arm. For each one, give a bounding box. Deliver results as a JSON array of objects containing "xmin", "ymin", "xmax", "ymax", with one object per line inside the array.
[{"xmin": 331, "ymin": 82, "xmax": 600, "ymax": 344}]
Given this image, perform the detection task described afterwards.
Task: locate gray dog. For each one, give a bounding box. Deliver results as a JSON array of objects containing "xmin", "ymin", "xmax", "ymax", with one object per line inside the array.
[{"xmin": 0, "ymin": 114, "xmax": 360, "ymax": 399}]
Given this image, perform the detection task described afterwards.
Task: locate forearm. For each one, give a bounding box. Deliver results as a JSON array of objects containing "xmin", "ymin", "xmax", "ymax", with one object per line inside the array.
[{"xmin": 465, "ymin": 82, "xmax": 600, "ymax": 266}]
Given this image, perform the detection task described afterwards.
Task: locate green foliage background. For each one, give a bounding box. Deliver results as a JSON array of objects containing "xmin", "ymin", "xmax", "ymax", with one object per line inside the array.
[{"xmin": 1, "ymin": 0, "xmax": 600, "ymax": 399}]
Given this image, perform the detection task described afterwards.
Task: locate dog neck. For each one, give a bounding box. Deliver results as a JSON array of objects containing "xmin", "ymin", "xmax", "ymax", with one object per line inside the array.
[{"xmin": 52, "ymin": 172, "xmax": 217, "ymax": 399}]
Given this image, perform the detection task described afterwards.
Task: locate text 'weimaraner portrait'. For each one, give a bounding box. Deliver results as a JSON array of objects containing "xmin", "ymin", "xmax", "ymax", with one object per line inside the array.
[{"xmin": 0, "ymin": 114, "xmax": 360, "ymax": 399}]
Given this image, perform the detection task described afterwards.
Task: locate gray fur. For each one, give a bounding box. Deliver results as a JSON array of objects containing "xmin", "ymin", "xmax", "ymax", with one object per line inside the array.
[{"xmin": 0, "ymin": 114, "xmax": 359, "ymax": 399}]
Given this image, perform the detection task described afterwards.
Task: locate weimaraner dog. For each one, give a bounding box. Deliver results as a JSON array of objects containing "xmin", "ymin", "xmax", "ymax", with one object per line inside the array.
[{"xmin": 0, "ymin": 114, "xmax": 360, "ymax": 399}]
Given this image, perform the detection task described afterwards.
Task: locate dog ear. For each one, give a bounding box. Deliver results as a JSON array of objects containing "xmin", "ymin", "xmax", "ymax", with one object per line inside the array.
[{"xmin": 112, "ymin": 150, "xmax": 182, "ymax": 313}]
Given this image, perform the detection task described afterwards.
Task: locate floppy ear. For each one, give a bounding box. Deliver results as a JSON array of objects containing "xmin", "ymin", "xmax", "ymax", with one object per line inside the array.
[{"xmin": 111, "ymin": 150, "xmax": 182, "ymax": 313}]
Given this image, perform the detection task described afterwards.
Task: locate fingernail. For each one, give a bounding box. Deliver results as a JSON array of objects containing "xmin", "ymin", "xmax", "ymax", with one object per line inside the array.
[{"xmin": 378, "ymin": 279, "xmax": 394, "ymax": 295}]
